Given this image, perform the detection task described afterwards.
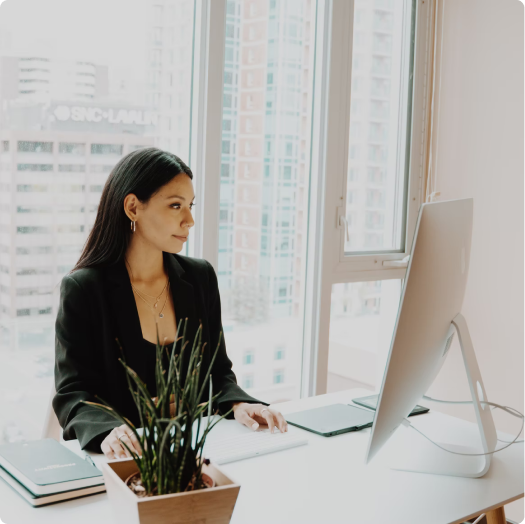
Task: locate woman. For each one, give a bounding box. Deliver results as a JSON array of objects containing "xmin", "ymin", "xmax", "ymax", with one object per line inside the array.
[{"xmin": 53, "ymin": 147, "xmax": 288, "ymax": 460}]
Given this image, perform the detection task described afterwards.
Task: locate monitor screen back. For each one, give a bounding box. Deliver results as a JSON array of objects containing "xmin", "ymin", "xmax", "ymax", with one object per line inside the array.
[{"xmin": 365, "ymin": 198, "xmax": 473, "ymax": 464}]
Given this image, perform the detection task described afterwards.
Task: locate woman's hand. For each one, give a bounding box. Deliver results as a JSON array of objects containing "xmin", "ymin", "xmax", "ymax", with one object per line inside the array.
[
  {"xmin": 100, "ymin": 424, "xmax": 143, "ymax": 460},
  {"xmin": 232, "ymin": 402, "xmax": 288, "ymax": 433}
]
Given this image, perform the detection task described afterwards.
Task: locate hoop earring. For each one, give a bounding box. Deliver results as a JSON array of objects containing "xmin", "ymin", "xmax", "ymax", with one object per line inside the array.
[{"xmin": 131, "ymin": 220, "xmax": 136, "ymax": 233}]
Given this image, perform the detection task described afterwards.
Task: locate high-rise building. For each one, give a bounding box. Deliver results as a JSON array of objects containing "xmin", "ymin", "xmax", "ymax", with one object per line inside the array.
[
  {"xmin": 345, "ymin": 0, "xmax": 404, "ymax": 252},
  {"xmin": 0, "ymin": 1, "xmax": 178, "ymax": 443},
  {"xmin": 0, "ymin": 65, "xmax": 155, "ymax": 351},
  {"xmin": 143, "ymin": 0, "xmax": 194, "ymax": 155},
  {"xmin": 0, "ymin": 56, "xmax": 108, "ymax": 106},
  {"xmin": 216, "ymin": 0, "xmax": 314, "ymax": 403}
]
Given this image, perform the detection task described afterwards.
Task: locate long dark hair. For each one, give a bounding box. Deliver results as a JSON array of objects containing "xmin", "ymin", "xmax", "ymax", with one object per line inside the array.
[{"xmin": 69, "ymin": 147, "xmax": 193, "ymax": 275}]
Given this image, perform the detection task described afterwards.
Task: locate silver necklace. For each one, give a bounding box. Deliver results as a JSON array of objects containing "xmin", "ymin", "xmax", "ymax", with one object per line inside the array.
[{"xmin": 125, "ymin": 257, "xmax": 170, "ymax": 319}]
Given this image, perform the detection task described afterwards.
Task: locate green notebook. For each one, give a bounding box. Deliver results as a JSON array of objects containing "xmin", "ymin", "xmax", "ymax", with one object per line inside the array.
[
  {"xmin": 0, "ymin": 463, "xmax": 105, "ymax": 507},
  {"xmin": 0, "ymin": 438, "xmax": 103, "ymax": 496}
]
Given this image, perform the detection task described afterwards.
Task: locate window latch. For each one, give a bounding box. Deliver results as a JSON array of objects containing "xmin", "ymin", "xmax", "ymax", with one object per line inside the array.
[
  {"xmin": 336, "ymin": 206, "xmax": 349, "ymax": 241},
  {"xmin": 382, "ymin": 255, "xmax": 410, "ymax": 268}
]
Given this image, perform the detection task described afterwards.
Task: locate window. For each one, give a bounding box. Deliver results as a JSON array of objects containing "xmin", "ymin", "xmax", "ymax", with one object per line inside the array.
[
  {"xmin": 367, "ymin": 167, "xmax": 385, "ymax": 184},
  {"xmin": 274, "ymin": 347, "xmax": 285, "ymax": 360},
  {"xmin": 58, "ymin": 143, "xmax": 85, "ymax": 155},
  {"xmin": 242, "ymin": 374, "xmax": 254, "ymax": 389},
  {"xmin": 218, "ymin": 0, "xmax": 318, "ymax": 402},
  {"xmin": 345, "ymin": 0, "xmax": 414, "ymax": 254},
  {"xmin": 348, "ymin": 167, "xmax": 359, "ymax": 182},
  {"xmin": 90, "ymin": 165, "xmax": 113, "ymax": 173},
  {"xmin": 91, "ymin": 144, "xmax": 123, "ymax": 155},
  {"xmin": 273, "ymin": 369, "xmax": 284, "ymax": 384},
  {"xmin": 18, "ymin": 141, "xmax": 53, "ymax": 153},
  {"xmin": 17, "ymin": 164, "xmax": 53, "ymax": 171},
  {"xmin": 328, "ymin": 280, "xmax": 401, "ymax": 392},
  {"xmin": 1, "ymin": 0, "xmax": 196, "ymax": 444},
  {"xmin": 58, "ymin": 165, "xmax": 86, "ymax": 172},
  {"xmin": 2, "ymin": 0, "xmax": 428, "ymax": 444},
  {"xmin": 243, "ymin": 349, "xmax": 255, "ymax": 365}
]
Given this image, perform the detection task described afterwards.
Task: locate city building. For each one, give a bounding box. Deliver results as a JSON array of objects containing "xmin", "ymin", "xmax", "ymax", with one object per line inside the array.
[
  {"xmin": 0, "ymin": 98, "xmax": 155, "ymax": 351},
  {"xmin": 0, "ymin": 55, "xmax": 109, "ymax": 107},
  {"xmin": 216, "ymin": 0, "xmax": 314, "ymax": 403},
  {"xmin": 143, "ymin": 0, "xmax": 194, "ymax": 155}
]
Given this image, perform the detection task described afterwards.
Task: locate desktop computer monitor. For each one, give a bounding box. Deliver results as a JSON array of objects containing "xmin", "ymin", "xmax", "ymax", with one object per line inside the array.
[{"xmin": 364, "ymin": 197, "xmax": 497, "ymax": 477}]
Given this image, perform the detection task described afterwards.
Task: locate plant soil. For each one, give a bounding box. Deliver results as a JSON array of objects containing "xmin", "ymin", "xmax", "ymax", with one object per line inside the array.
[{"xmin": 124, "ymin": 471, "xmax": 213, "ymax": 498}]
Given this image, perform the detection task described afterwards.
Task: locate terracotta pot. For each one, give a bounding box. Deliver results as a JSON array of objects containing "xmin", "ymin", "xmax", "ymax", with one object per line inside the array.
[{"xmin": 102, "ymin": 458, "xmax": 240, "ymax": 524}]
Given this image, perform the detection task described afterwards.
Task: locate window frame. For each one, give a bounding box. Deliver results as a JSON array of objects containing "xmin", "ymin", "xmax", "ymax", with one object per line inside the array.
[
  {"xmin": 300, "ymin": 0, "xmax": 435, "ymax": 397},
  {"xmin": 333, "ymin": 0, "xmax": 420, "ymax": 272},
  {"xmin": 195, "ymin": 0, "xmax": 435, "ymax": 399},
  {"xmin": 188, "ymin": 0, "xmax": 227, "ymax": 265}
]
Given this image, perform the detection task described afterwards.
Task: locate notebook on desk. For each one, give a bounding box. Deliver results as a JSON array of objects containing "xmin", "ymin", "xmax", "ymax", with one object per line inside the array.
[
  {"xmin": 0, "ymin": 463, "xmax": 105, "ymax": 507},
  {"xmin": 0, "ymin": 438, "xmax": 103, "ymax": 496}
]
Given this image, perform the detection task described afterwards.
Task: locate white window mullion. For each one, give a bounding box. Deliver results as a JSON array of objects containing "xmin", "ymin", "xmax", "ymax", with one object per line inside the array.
[
  {"xmin": 300, "ymin": 0, "xmax": 355, "ymax": 398},
  {"xmin": 189, "ymin": 0, "xmax": 226, "ymax": 269}
]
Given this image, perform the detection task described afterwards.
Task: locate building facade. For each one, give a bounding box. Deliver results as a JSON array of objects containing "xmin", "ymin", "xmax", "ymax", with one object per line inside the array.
[{"xmin": 0, "ymin": 97, "xmax": 155, "ymax": 351}]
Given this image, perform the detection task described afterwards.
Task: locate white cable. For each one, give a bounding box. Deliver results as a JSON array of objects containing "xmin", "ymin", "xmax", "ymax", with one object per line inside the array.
[
  {"xmin": 423, "ymin": 395, "xmax": 524, "ymax": 443},
  {"xmin": 471, "ymin": 514, "xmax": 485, "ymax": 524},
  {"xmin": 402, "ymin": 395, "xmax": 524, "ymax": 457}
]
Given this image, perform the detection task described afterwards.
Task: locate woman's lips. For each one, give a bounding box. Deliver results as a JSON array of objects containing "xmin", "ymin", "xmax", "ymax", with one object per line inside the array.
[{"xmin": 173, "ymin": 235, "xmax": 188, "ymax": 241}]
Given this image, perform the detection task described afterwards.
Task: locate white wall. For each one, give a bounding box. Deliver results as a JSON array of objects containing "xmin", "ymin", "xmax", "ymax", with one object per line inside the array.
[{"xmin": 423, "ymin": 0, "xmax": 523, "ymax": 520}]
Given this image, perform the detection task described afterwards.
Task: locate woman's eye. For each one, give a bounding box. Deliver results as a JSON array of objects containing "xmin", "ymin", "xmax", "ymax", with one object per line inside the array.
[{"xmin": 171, "ymin": 203, "xmax": 195, "ymax": 209}]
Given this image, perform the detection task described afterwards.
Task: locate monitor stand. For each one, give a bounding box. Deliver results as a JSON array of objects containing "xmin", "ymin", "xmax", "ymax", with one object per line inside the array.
[{"xmin": 388, "ymin": 313, "xmax": 498, "ymax": 478}]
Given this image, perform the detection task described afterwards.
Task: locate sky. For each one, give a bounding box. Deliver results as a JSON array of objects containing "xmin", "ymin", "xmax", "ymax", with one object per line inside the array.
[{"xmin": 0, "ymin": 0, "xmax": 148, "ymax": 72}]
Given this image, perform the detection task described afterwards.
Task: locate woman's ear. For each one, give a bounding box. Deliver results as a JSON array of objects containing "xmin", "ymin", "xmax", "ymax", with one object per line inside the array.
[{"xmin": 123, "ymin": 193, "xmax": 139, "ymax": 221}]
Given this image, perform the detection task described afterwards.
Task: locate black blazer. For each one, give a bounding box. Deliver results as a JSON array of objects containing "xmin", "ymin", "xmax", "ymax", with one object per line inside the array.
[{"xmin": 53, "ymin": 251, "xmax": 268, "ymax": 452}]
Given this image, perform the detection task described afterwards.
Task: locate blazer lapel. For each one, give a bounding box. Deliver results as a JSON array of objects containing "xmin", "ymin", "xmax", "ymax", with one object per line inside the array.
[
  {"xmin": 105, "ymin": 252, "xmax": 199, "ymax": 381},
  {"xmin": 164, "ymin": 252, "xmax": 199, "ymax": 361}
]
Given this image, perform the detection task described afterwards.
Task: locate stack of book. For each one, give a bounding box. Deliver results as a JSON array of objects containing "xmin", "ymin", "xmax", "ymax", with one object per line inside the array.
[{"xmin": 0, "ymin": 438, "xmax": 105, "ymax": 507}]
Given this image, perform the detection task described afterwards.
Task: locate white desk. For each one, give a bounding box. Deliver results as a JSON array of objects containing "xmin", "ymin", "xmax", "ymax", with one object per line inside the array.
[{"xmin": 0, "ymin": 388, "xmax": 522, "ymax": 524}]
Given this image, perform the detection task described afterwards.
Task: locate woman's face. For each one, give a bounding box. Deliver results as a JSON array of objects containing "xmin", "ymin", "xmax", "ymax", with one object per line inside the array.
[{"xmin": 126, "ymin": 173, "xmax": 195, "ymax": 254}]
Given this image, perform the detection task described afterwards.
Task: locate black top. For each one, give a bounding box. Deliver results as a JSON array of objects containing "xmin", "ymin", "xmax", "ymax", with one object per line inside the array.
[
  {"xmin": 122, "ymin": 338, "xmax": 175, "ymax": 399},
  {"xmin": 53, "ymin": 252, "xmax": 268, "ymax": 453}
]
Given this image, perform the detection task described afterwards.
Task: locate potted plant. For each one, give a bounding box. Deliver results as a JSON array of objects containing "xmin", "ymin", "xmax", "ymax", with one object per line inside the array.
[{"xmin": 82, "ymin": 318, "xmax": 240, "ymax": 524}]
